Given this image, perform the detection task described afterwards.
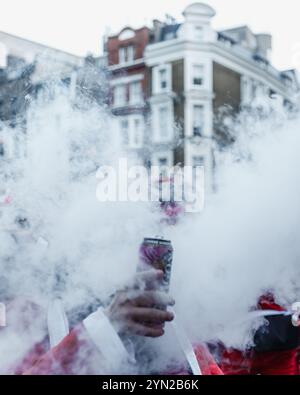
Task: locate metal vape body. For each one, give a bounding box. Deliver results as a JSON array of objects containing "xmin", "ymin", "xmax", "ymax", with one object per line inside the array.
[{"xmin": 139, "ymin": 238, "xmax": 173, "ymax": 291}]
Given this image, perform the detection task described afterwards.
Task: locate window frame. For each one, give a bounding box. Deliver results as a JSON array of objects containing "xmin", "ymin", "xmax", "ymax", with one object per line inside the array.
[
  {"xmin": 152, "ymin": 101, "xmax": 174, "ymax": 143},
  {"xmin": 130, "ymin": 81, "xmax": 143, "ymax": 105},
  {"xmin": 120, "ymin": 118, "xmax": 129, "ymax": 146},
  {"xmin": 119, "ymin": 45, "xmax": 135, "ymax": 64},
  {"xmin": 131, "ymin": 116, "xmax": 144, "ymax": 148},
  {"xmin": 193, "ymin": 105, "xmax": 205, "ymax": 137},
  {"xmin": 194, "ymin": 26, "xmax": 204, "ymax": 40},
  {"xmin": 192, "ymin": 64, "xmax": 205, "ymax": 87},
  {"xmin": 153, "ymin": 64, "xmax": 172, "ymax": 94},
  {"xmin": 114, "ymin": 84, "xmax": 127, "ymax": 107}
]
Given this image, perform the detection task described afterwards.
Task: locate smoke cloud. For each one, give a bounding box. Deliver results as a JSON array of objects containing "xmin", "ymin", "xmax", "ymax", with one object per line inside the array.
[{"xmin": 0, "ymin": 74, "xmax": 299, "ymax": 372}]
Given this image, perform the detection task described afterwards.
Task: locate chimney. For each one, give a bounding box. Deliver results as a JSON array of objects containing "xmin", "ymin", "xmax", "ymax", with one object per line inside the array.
[
  {"xmin": 152, "ymin": 19, "xmax": 164, "ymax": 43},
  {"xmin": 256, "ymin": 33, "xmax": 272, "ymax": 60}
]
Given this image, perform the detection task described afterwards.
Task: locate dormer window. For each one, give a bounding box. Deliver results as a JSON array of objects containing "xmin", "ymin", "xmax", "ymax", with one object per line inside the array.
[
  {"xmin": 119, "ymin": 29, "xmax": 135, "ymax": 41},
  {"xmin": 119, "ymin": 45, "xmax": 135, "ymax": 64}
]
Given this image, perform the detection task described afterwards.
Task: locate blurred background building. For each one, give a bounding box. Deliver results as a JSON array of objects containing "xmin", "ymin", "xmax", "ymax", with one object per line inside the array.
[
  {"xmin": 0, "ymin": 31, "xmax": 85, "ymax": 167},
  {"xmin": 0, "ymin": 2, "xmax": 299, "ymax": 194},
  {"xmin": 104, "ymin": 2, "xmax": 300, "ymax": 189}
]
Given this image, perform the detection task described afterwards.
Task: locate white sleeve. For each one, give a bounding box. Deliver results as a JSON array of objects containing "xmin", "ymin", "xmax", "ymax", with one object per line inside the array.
[{"xmin": 83, "ymin": 307, "xmax": 134, "ymax": 371}]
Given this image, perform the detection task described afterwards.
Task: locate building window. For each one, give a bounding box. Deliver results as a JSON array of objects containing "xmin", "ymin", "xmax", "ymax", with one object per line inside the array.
[
  {"xmin": 159, "ymin": 69, "xmax": 168, "ymax": 90},
  {"xmin": 158, "ymin": 157, "xmax": 168, "ymax": 167},
  {"xmin": 158, "ymin": 157, "xmax": 169, "ymax": 179},
  {"xmin": 153, "ymin": 65, "xmax": 171, "ymax": 94},
  {"xmin": 119, "ymin": 29, "xmax": 135, "ymax": 41},
  {"xmin": 120, "ymin": 119, "xmax": 129, "ymax": 146},
  {"xmin": 193, "ymin": 105, "xmax": 204, "ymax": 137},
  {"xmin": 151, "ymin": 151, "xmax": 173, "ymax": 177},
  {"xmin": 164, "ymin": 31, "xmax": 175, "ymax": 41},
  {"xmin": 193, "ymin": 156, "xmax": 204, "ymax": 168},
  {"xmin": 257, "ymin": 83, "xmax": 266, "ymax": 96},
  {"xmin": 120, "ymin": 117, "xmax": 144, "ymax": 148},
  {"xmin": 242, "ymin": 77, "xmax": 251, "ymax": 103},
  {"xmin": 158, "ymin": 106, "xmax": 170, "ymax": 141},
  {"xmin": 119, "ymin": 47, "xmax": 125, "ymax": 64},
  {"xmin": 127, "ymin": 46, "xmax": 135, "ymax": 62},
  {"xmin": 114, "ymin": 85, "xmax": 127, "ymax": 107},
  {"xmin": 119, "ymin": 45, "xmax": 135, "ymax": 64},
  {"xmin": 192, "ymin": 65, "xmax": 204, "ymax": 86},
  {"xmin": 251, "ymin": 80, "xmax": 257, "ymax": 100},
  {"xmin": 130, "ymin": 81, "xmax": 143, "ymax": 105},
  {"xmin": 194, "ymin": 26, "xmax": 204, "ymax": 40},
  {"xmin": 153, "ymin": 103, "xmax": 173, "ymax": 143},
  {"xmin": 132, "ymin": 118, "xmax": 143, "ymax": 148},
  {"xmin": 192, "ymin": 156, "xmax": 204, "ymax": 192}
]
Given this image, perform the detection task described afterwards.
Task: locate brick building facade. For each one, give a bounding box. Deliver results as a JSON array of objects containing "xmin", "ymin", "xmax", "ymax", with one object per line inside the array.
[{"xmin": 104, "ymin": 2, "xmax": 299, "ymax": 189}]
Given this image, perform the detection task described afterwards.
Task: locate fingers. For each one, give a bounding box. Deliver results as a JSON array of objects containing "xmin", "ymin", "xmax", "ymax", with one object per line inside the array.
[
  {"xmin": 127, "ymin": 322, "xmax": 165, "ymax": 338},
  {"xmin": 106, "ymin": 275, "xmax": 176, "ymax": 339},
  {"xmin": 129, "ymin": 291, "xmax": 175, "ymax": 309},
  {"xmin": 129, "ymin": 307, "xmax": 174, "ymax": 324}
]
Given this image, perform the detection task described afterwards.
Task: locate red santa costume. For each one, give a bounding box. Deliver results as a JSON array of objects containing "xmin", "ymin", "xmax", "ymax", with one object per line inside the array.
[{"xmin": 0, "ymin": 298, "xmax": 223, "ymax": 375}]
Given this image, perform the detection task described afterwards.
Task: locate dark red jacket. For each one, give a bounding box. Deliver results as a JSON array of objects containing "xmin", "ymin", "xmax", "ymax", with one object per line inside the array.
[{"xmin": 220, "ymin": 295, "xmax": 299, "ymax": 375}]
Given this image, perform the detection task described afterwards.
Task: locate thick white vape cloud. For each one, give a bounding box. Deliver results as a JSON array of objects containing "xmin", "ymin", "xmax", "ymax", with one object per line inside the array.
[
  {"xmin": 168, "ymin": 108, "xmax": 300, "ymax": 349},
  {"xmin": 0, "ymin": 80, "xmax": 299, "ymax": 371},
  {"xmin": 0, "ymin": 85, "xmax": 159, "ymax": 308}
]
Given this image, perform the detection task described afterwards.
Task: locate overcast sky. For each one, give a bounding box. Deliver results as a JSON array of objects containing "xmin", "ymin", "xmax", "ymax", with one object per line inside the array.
[{"xmin": 0, "ymin": 0, "xmax": 299, "ymax": 71}]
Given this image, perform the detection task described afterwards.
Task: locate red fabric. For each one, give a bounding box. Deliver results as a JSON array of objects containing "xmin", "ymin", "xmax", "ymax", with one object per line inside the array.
[
  {"xmin": 258, "ymin": 294, "xmax": 286, "ymax": 312},
  {"xmin": 220, "ymin": 295, "xmax": 299, "ymax": 375},
  {"xmin": 166, "ymin": 344, "xmax": 223, "ymax": 375},
  {"xmin": 221, "ymin": 348, "xmax": 298, "ymax": 376},
  {"xmin": 194, "ymin": 344, "xmax": 224, "ymax": 375},
  {"xmin": 17, "ymin": 331, "xmax": 223, "ymax": 375},
  {"xmin": 2, "ymin": 299, "xmax": 222, "ymax": 375},
  {"xmin": 18, "ymin": 333, "xmax": 223, "ymax": 375},
  {"xmin": 251, "ymin": 349, "xmax": 298, "ymax": 375},
  {"xmin": 220, "ymin": 349, "xmax": 252, "ymax": 375},
  {"xmin": 20, "ymin": 324, "xmax": 100, "ymax": 375}
]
